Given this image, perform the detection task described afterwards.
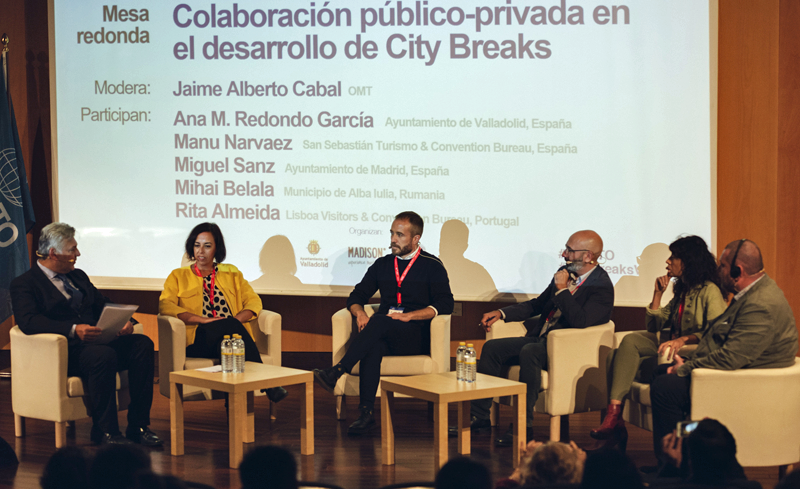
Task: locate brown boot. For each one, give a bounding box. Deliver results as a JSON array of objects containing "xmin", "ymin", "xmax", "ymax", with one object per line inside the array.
[{"xmin": 590, "ymin": 403, "xmax": 624, "ymax": 440}]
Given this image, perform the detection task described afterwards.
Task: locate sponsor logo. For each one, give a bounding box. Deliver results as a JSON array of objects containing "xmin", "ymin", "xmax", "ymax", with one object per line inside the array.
[
  {"xmin": 347, "ymin": 246, "xmax": 385, "ymax": 259},
  {"xmin": 307, "ymin": 239, "xmax": 321, "ymax": 255}
]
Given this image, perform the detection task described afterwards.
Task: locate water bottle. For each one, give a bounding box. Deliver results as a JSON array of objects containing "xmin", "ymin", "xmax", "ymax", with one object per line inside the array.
[
  {"xmin": 465, "ymin": 344, "xmax": 477, "ymax": 383},
  {"xmin": 456, "ymin": 342, "xmax": 467, "ymax": 381},
  {"xmin": 233, "ymin": 334, "xmax": 246, "ymax": 373},
  {"xmin": 221, "ymin": 335, "xmax": 233, "ymax": 373}
]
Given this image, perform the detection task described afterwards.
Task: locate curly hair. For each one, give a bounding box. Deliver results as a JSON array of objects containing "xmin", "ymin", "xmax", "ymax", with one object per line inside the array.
[
  {"xmin": 520, "ymin": 442, "xmax": 584, "ymax": 485},
  {"xmin": 669, "ymin": 235, "xmax": 720, "ymax": 298}
]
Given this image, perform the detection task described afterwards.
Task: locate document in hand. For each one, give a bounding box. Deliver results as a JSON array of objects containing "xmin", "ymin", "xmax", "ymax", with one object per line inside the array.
[{"xmin": 95, "ymin": 304, "xmax": 139, "ymax": 344}]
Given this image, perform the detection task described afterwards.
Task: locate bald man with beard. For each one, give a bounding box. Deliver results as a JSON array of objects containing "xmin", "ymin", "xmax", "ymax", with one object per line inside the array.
[{"xmin": 458, "ymin": 231, "xmax": 615, "ymax": 446}]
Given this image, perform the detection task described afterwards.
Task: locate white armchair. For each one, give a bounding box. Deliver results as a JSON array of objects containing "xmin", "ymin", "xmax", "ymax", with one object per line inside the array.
[
  {"xmin": 488, "ymin": 320, "xmax": 616, "ymax": 441},
  {"xmin": 615, "ymin": 331, "xmax": 800, "ymax": 471},
  {"xmin": 157, "ymin": 310, "xmax": 281, "ymax": 401},
  {"xmin": 10, "ymin": 324, "xmax": 143, "ymax": 448},
  {"xmin": 331, "ymin": 304, "xmax": 451, "ymax": 420}
]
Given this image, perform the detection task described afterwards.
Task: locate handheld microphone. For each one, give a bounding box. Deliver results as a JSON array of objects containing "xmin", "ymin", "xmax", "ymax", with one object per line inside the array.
[{"xmin": 561, "ymin": 262, "xmax": 578, "ymax": 281}]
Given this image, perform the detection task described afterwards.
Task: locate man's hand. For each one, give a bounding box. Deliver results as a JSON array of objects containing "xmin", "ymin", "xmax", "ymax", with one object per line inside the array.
[
  {"xmin": 510, "ymin": 439, "xmax": 544, "ymax": 481},
  {"xmin": 76, "ymin": 324, "xmax": 102, "ymax": 342},
  {"xmin": 117, "ymin": 321, "xmax": 134, "ymax": 336},
  {"xmin": 391, "ymin": 312, "xmax": 413, "ymax": 323},
  {"xmin": 661, "ymin": 430, "xmax": 683, "ymax": 468},
  {"xmin": 480, "ymin": 310, "xmax": 502, "ymax": 332},
  {"xmin": 355, "ymin": 310, "xmax": 370, "ymax": 332},
  {"xmin": 554, "ymin": 269, "xmax": 570, "ymax": 290},
  {"xmin": 568, "ymin": 441, "xmax": 587, "ymax": 465},
  {"xmin": 666, "ymin": 353, "xmax": 685, "ymax": 374}
]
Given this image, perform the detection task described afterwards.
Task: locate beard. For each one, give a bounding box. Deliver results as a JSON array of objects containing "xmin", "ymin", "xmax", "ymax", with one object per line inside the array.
[
  {"xmin": 391, "ymin": 243, "xmax": 414, "ymax": 256},
  {"xmin": 719, "ymin": 274, "xmax": 737, "ymax": 295},
  {"xmin": 565, "ymin": 260, "xmax": 583, "ymax": 273}
]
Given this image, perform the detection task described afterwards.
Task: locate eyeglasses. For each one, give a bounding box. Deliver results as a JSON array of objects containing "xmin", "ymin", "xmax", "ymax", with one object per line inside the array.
[{"xmin": 564, "ymin": 245, "xmax": 590, "ymax": 254}]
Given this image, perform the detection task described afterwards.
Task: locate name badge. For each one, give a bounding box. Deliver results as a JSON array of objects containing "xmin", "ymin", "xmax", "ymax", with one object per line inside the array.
[{"xmin": 388, "ymin": 307, "xmax": 405, "ymax": 315}]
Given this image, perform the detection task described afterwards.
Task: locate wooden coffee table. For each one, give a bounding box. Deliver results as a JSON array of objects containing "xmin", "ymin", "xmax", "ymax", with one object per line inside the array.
[
  {"xmin": 169, "ymin": 362, "xmax": 314, "ymax": 468},
  {"xmin": 380, "ymin": 372, "xmax": 526, "ymax": 469}
]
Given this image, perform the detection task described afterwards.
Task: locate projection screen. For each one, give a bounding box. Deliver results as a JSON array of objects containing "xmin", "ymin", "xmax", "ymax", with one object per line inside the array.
[{"xmin": 49, "ymin": 0, "xmax": 717, "ymax": 305}]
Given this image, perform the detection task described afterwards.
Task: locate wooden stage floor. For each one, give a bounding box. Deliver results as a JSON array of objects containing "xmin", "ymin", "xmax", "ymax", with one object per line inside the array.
[{"xmin": 0, "ymin": 379, "xmax": 787, "ymax": 489}]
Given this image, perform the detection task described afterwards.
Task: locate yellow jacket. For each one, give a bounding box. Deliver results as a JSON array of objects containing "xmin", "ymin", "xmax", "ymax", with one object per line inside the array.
[{"xmin": 158, "ymin": 263, "xmax": 262, "ymax": 346}]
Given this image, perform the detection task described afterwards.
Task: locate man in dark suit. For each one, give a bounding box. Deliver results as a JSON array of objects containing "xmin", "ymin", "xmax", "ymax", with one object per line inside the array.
[
  {"xmin": 466, "ymin": 230, "xmax": 615, "ymax": 446},
  {"xmin": 650, "ymin": 239, "xmax": 798, "ymax": 461},
  {"xmin": 10, "ymin": 222, "xmax": 162, "ymax": 446}
]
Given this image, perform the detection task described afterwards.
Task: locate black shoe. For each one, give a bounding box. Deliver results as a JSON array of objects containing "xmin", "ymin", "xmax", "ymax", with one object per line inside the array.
[
  {"xmin": 313, "ymin": 365, "xmax": 343, "ymax": 394},
  {"xmin": 263, "ymin": 387, "xmax": 289, "ymax": 403},
  {"xmin": 126, "ymin": 427, "xmax": 164, "ymax": 448},
  {"xmin": 347, "ymin": 408, "xmax": 376, "ymax": 436},
  {"xmin": 448, "ymin": 416, "xmax": 491, "ymax": 437},
  {"xmin": 495, "ymin": 424, "xmax": 534, "ymax": 447},
  {"xmin": 91, "ymin": 428, "xmax": 135, "ymax": 446}
]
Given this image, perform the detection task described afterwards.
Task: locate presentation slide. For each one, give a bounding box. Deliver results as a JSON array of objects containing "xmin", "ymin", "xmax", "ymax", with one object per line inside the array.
[{"xmin": 51, "ymin": 0, "xmax": 713, "ymax": 304}]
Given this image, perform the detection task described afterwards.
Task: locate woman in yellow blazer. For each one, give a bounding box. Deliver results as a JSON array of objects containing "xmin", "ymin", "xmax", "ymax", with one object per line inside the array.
[
  {"xmin": 159, "ymin": 222, "xmax": 286, "ymax": 403},
  {"xmin": 590, "ymin": 235, "xmax": 726, "ymax": 448}
]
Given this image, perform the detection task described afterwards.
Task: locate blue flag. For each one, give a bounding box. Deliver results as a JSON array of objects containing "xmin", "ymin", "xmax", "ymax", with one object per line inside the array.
[{"xmin": 0, "ymin": 54, "xmax": 36, "ymax": 323}]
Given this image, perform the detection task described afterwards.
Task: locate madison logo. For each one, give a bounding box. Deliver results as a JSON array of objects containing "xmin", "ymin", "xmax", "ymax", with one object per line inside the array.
[
  {"xmin": 307, "ymin": 240, "xmax": 321, "ymax": 255},
  {"xmin": 348, "ymin": 246, "xmax": 385, "ymax": 258}
]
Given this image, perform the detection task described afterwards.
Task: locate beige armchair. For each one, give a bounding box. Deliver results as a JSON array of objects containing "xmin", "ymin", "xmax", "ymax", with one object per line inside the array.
[
  {"xmin": 157, "ymin": 310, "xmax": 281, "ymax": 401},
  {"xmin": 331, "ymin": 304, "xmax": 451, "ymax": 420},
  {"xmin": 10, "ymin": 324, "xmax": 144, "ymax": 448},
  {"xmin": 488, "ymin": 320, "xmax": 616, "ymax": 441},
  {"xmin": 615, "ymin": 331, "xmax": 800, "ymax": 471}
]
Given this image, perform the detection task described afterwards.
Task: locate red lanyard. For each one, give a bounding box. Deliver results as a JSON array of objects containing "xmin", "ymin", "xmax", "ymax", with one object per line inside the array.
[
  {"xmin": 394, "ymin": 247, "xmax": 421, "ymax": 306},
  {"xmin": 673, "ymin": 294, "xmax": 686, "ymax": 339},
  {"xmin": 194, "ymin": 264, "xmax": 217, "ymax": 317}
]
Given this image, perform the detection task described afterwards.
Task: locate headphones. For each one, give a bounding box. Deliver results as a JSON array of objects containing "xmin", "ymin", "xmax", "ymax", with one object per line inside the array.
[
  {"xmin": 729, "ymin": 239, "xmax": 746, "ymax": 279},
  {"xmin": 35, "ymin": 250, "xmax": 76, "ymax": 263}
]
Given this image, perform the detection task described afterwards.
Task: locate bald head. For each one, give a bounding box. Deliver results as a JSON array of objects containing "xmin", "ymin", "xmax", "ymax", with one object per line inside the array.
[
  {"xmin": 723, "ymin": 239, "xmax": 764, "ymax": 276},
  {"xmin": 570, "ymin": 230, "xmax": 604, "ymax": 258},
  {"xmin": 718, "ymin": 239, "xmax": 765, "ymax": 294},
  {"xmin": 564, "ymin": 230, "xmax": 604, "ymax": 275}
]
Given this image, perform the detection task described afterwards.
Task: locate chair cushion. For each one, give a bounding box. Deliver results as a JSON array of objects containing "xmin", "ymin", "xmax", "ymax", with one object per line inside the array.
[
  {"xmin": 630, "ymin": 381, "xmax": 650, "ymax": 406},
  {"xmin": 67, "ymin": 371, "xmax": 128, "ymax": 398},
  {"xmin": 185, "ymin": 357, "xmax": 216, "ymax": 370},
  {"xmin": 351, "ymin": 355, "xmax": 432, "ymax": 376},
  {"xmin": 506, "ymin": 366, "xmax": 549, "ymax": 390}
]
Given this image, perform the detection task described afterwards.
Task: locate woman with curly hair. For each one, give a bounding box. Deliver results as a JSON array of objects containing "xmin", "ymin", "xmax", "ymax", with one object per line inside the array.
[{"xmin": 589, "ymin": 235, "xmax": 726, "ymax": 448}]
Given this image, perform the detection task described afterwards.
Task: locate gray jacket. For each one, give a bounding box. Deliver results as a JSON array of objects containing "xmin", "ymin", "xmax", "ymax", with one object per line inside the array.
[{"xmin": 677, "ymin": 275, "xmax": 798, "ymax": 377}]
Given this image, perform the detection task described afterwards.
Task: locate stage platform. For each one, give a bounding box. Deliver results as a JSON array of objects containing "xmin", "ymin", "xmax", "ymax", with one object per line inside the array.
[{"xmin": 0, "ymin": 376, "xmax": 787, "ymax": 489}]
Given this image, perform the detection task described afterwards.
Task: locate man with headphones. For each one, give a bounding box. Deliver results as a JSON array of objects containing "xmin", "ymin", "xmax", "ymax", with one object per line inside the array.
[
  {"xmin": 453, "ymin": 230, "xmax": 614, "ymax": 446},
  {"xmin": 10, "ymin": 222, "xmax": 162, "ymax": 447},
  {"xmin": 649, "ymin": 239, "xmax": 798, "ymax": 464}
]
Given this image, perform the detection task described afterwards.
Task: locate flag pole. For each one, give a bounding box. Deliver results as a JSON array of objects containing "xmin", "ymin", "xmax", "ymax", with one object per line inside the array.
[
  {"xmin": 1, "ymin": 33, "xmax": 8, "ymax": 94},
  {"xmin": 0, "ymin": 34, "xmax": 11, "ymax": 379}
]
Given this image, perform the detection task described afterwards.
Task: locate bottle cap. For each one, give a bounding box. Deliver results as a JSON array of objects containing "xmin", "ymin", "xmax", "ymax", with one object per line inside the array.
[
  {"xmin": 459, "ymin": 342, "xmax": 466, "ymax": 346},
  {"xmin": 467, "ymin": 343, "xmax": 474, "ymax": 347},
  {"xmin": 224, "ymin": 335, "xmax": 230, "ymax": 339}
]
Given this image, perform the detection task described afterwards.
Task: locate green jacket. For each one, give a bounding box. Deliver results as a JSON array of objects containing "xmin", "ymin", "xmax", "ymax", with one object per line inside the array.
[
  {"xmin": 677, "ymin": 275, "xmax": 799, "ymax": 377},
  {"xmin": 645, "ymin": 280, "xmax": 727, "ymax": 343}
]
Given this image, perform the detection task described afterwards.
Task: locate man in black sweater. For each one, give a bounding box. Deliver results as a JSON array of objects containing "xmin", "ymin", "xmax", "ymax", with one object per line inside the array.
[{"xmin": 314, "ymin": 211, "xmax": 454, "ymax": 434}]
